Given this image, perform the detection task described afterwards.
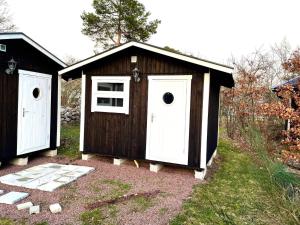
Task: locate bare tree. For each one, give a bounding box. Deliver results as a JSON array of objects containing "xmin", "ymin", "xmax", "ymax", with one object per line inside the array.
[
  {"xmin": 270, "ymin": 40, "xmax": 291, "ymax": 83},
  {"xmin": 0, "ymin": 0, "xmax": 16, "ymax": 32}
]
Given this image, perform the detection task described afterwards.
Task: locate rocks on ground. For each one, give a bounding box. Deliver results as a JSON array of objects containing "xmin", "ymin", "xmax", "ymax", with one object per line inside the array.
[{"xmin": 61, "ymin": 107, "xmax": 80, "ymax": 124}]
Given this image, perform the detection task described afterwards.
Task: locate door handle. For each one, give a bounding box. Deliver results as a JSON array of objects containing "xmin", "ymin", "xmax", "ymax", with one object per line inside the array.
[
  {"xmin": 23, "ymin": 108, "xmax": 29, "ymax": 117},
  {"xmin": 151, "ymin": 113, "xmax": 155, "ymax": 122}
]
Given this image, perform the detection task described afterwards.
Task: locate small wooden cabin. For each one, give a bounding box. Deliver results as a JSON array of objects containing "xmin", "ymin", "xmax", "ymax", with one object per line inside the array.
[
  {"xmin": 59, "ymin": 42, "xmax": 234, "ymax": 173},
  {"xmin": 0, "ymin": 32, "xmax": 66, "ymax": 162},
  {"xmin": 273, "ymin": 76, "xmax": 300, "ymax": 130}
]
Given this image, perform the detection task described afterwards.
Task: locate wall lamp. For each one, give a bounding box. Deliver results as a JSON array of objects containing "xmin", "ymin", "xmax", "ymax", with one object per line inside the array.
[
  {"xmin": 132, "ymin": 67, "xmax": 140, "ymax": 82},
  {"xmin": 5, "ymin": 58, "xmax": 17, "ymax": 75}
]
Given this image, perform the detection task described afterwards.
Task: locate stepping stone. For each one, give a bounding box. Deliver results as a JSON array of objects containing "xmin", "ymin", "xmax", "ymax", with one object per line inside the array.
[
  {"xmin": 74, "ymin": 166, "xmax": 95, "ymax": 174},
  {"xmin": 0, "ymin": 192, "xmax": 29, "ymax": 204},
  {"xmin": 49, "ymin": 203, "xmax": 62, "ymax": 213},
  {"xmin": 29, "ymin": 205, "xmax": 40, "ymax": 214},
  {"xmin": 0, "ymin": 163, "xmax": 95, "ymax": 192},
  {"xmin": 37, "ymin": 181, "xmax": 64, "ymax": 192},
  {"xmin": 55, "ymin": 176, "xmax": 76, "ymax": 183},
  {"xmin": 0, "ymin": 174, "xmax": 24, "ymax": 186},
  {"xmin": 17, "ymin": 202, "xmax": 33, "ymax": 210},
  {"xmin": 22, "ymin": 178, "xmax": 48, "ymax": 189}
]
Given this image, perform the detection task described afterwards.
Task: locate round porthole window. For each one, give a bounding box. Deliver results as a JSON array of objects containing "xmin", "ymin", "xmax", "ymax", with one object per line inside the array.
[
  {"xmin": 32, "ymin": 88, "xmax": 40, "ymax": 99},
  {"xmin": 163, "ymin": 92, "xmax": 174, "ymax": 104}
]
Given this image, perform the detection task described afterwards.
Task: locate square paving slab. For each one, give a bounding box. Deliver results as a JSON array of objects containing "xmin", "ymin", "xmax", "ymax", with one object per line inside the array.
[
  {"xmin": 0, "ymin": 163, "xmax": 94, "ymax": 192},
  {"xmin": 0, "ymin": 192, "xmax": 29, "ymax": 204}
]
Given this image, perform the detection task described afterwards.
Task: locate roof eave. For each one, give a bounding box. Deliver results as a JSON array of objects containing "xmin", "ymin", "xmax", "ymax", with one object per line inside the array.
[
  {"xmin": 0, "ymin": 32, "xmax": 66, "ymax": 68},
  {"xmin": 59, "ymin": 41, "xmax": 233, "ymax": 75}
]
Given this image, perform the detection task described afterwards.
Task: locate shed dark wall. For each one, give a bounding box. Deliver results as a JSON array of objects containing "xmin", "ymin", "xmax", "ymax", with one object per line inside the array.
[
  {"xmin": 82, "ymin": 47, "xmax": 207, "ymax": 168},
  {"xmin": 0, "ymin": 39, "xmax": 62, "ymax": 160},
  {"xmin": 206, "ymin": 72, "xmax": 221, "ymax": 163},
  {"xmin": 0, "ymin": 74, "xmax": 18, "ymax": 160}
]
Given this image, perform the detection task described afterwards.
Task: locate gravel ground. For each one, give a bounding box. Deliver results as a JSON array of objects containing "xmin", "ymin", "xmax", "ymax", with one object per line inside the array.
[{"xmin": 0, "ymin": 155, "xmax": 201, "ymax": 225}]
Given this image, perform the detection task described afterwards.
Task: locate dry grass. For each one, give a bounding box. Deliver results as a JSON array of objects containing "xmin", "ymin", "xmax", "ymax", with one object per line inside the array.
[{"xmin": 171, "ymin": 139, "xmax": 300, "ymax": 225}]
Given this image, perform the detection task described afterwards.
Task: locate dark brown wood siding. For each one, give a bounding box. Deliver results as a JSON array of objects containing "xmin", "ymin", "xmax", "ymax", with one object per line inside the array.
[
  {"xmin": 82, "ymin": 47, "xmax": 208, "ymax": 168},
  {"xmin": 0, "ymin": 74, "xmax": 18, "ymax": 160},
  {"xmin": 0, "ymin": 39, "xmax": 63, "ymax": 160},
  {"xmin": 206, "ymin": 72, "xmax": 221, "ymax": 163}
]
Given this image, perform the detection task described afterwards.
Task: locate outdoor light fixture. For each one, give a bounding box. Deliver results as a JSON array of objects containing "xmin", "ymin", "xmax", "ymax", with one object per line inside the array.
[
  {"xmin": 132, "ymin": 67, "xmax": 140, "ymax": 82},
  {"xmin": 5, "ymin": 58, "xmax": 17, "ymax": 75}
]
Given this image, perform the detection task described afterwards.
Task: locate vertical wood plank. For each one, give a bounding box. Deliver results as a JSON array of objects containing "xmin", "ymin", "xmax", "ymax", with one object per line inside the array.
[{"xmin": 83, "ymin": 48, "xmax": 207, "ymax": 167}]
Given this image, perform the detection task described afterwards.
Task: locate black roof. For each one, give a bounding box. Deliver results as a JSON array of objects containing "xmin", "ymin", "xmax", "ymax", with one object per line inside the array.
[
  {"xmin": 273, "ymin": 76, "xmax": 300, "ymax": 90},
  {"xmin": 0, "ymin": 32, "xmax": 66, "ymax": 67}
]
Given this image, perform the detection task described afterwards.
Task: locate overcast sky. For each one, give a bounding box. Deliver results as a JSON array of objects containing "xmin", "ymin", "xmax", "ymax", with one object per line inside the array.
[{"xmin": 7, "ymin": 0, "xmax": 300, "ymax": 64}]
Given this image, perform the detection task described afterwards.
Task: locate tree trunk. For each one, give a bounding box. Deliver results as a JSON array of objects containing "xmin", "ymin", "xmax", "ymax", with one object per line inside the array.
[{"xmin": 116, "ymin": 32, "xmax": 121, "ymax": 46}]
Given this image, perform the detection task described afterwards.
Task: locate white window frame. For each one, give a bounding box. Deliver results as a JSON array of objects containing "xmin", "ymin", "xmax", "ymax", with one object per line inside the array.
[{"xmin": 91, "ymin": 76, "xmax": 131, "ymax": 114}]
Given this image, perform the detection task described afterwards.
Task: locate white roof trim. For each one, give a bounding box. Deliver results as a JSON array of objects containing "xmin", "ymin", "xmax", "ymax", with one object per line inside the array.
[
  {"xmin": 0, "ymin": 33, "xmax": 66, "ymax": 67},
  {"xmin": 59, "ymin": 42, "xmax": 233, "ymax": 75}
]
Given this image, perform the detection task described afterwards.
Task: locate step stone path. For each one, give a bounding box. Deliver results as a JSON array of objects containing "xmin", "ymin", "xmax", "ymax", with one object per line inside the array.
[{"xmin": 0, "ymin": 163, "xmax": 95, "ymax": 192}]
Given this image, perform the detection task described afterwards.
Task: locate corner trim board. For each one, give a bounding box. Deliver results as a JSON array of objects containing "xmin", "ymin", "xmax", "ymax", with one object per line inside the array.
[
  {"xmin": 200, "ymin": 72, "xmax": 210, "ymax": 169},
  {"xmin": 217, "ymin": 87, "xmax": 221, "ymax": 142},
  {"xmin": 56, "ymin": 75, "xmax": 61, "ymax": 147},
  {"xmin": 79, "ymin": 73, "xmax": 86, "ymax": 152}
]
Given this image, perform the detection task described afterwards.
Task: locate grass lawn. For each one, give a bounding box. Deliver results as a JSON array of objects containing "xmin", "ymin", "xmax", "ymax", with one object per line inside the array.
[
  {"xmin": 171, "ymin": 139, "xmax": 300, "ymax": 225},
  {"xmin": 57, "ymin": 122, "xmax": 81, "ymax": 159}
]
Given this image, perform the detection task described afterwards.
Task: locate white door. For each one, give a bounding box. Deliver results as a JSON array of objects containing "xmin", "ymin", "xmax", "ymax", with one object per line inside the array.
[
  {"xmin": 146, "ymin": 75, "xmax": 192, "ymax": 165},
  {"xmin": 17, "ymin": 70, "xmax": 52, "ymax": 155}
]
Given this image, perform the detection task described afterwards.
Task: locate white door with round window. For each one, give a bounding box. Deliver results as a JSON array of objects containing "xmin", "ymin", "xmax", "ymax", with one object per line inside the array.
[
  {"xmin": 146, "ymin": 75, "xmax": 192, "ymax": 165},
  {"xmin": 17, "ymin": 70, "xmax": 52, "ymax": 155}
]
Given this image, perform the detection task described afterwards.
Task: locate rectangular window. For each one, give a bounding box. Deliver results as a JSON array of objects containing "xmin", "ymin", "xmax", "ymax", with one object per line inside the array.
[
  {"xmin": 91, "ymin": 76, "xmax": 131, "ymax": 114},
  {"xmin": 97, "ymin": 98, "xmax": 123, "ymax": 107},
  {"xmin": 97, "ymin": 83, "xmax": 124, "ymax": 92}
]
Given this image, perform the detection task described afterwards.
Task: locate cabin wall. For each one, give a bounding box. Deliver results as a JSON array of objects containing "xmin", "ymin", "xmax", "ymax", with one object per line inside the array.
[
  {"xmin": 82, "ymin": 47, "xmax": 207, "ymax": 168},
  {"xmin": 206, "ymin": 72, "xmax": 221, "ymax": 163},
  {"xmin": 0, "ymin": 74, "xmax": 18, "ymax": 160},
  {"xmin": 0, "ymin": 39, "xmax": 62, "ymax": 160}
]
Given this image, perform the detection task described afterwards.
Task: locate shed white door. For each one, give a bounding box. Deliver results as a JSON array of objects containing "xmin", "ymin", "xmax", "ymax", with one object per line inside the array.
[
  {"xmin": 146, "ymin": 75, "xmax": 192, "ymax": 165},
  {"xmin": 17, "ymin": 70, "xmax": 52, "ymax": 155}
]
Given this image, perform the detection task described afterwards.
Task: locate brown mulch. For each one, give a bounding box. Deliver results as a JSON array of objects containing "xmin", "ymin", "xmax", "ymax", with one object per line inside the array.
[{"xmin": 0, "ymin": 154, "xmax": 202, "ymax": 225}]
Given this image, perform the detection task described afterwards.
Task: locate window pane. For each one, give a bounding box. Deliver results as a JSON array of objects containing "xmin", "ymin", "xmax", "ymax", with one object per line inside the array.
[
  {"xmin": 97, "ymin": 98, "xmax": 123, "ymax": 107},
  {"xmin": 97, "ymin": 83, "xmax": 124, "ymax": 92}
]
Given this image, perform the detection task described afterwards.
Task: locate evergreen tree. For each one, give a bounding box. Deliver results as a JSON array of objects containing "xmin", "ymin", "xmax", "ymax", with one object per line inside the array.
[{"xmin": 81, "ymin": 0, "xmax": 161, "ymax": 49}]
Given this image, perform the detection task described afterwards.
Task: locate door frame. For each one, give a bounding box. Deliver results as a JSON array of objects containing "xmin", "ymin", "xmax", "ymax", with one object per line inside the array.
[
  {"xmin": 17, "ymin": 69, "xmax": 52, "ymax": 155},
  {"xmin": 145, "ymin": 75, "xmax": 192, "ymax": 165}
]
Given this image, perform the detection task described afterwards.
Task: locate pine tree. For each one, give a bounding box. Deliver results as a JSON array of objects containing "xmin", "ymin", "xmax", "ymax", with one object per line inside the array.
[{"xmin": 81, "ymin": 0, "xmax": 161, "ymax": 49}]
